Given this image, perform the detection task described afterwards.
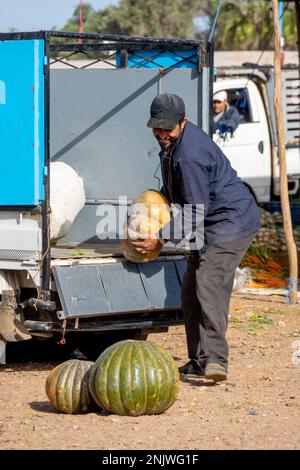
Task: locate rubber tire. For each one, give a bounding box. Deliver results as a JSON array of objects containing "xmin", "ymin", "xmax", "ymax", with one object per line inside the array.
[{"xmin": 71, "ymin": 329, "xmax": 149, "ymax": 361}]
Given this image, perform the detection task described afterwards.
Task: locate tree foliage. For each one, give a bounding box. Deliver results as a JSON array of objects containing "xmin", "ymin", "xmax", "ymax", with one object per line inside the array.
[
  {"xmin": 61, "ymin": 0, "xmax": 297, "ymax": 50},
  {"xmin": 195, "ymin": 0, "xmax": 297, "ymax": 50}
]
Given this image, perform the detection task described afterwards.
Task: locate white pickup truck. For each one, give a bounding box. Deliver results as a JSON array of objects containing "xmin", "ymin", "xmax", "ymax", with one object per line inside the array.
[{"xmin": 213, "ymin": 65, "xmax": 300, "ymax": 203}]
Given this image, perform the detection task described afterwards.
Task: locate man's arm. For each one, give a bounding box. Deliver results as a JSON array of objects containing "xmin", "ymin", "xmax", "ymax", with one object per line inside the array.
[
  {"xmin": 131, "ymin": 158, "xmax": 209, "ymax": 252},
  {"xmin": 223, "ymin": 106, "xmax": 240, "ymax": 132},
  {"xmin": 159, "ymin": 159, "xmax": 209, "ymax": 245}
]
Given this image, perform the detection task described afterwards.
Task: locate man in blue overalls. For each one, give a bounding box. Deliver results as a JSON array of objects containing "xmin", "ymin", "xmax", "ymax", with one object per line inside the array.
[{"xmin": 132, "ymin": 93, "xmax": 260, "ymax": 382}]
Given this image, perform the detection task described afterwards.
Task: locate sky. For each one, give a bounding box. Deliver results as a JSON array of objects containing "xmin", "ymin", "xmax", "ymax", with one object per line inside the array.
[{"xmin": 0, "ymin": 0, "xmax": 119, "ymax": 32}]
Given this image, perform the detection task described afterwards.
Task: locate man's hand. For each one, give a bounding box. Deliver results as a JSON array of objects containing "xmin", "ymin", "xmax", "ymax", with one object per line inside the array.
[{"xmin": 131, "ymin": 237, "xmax": 162, "ymax": 254}]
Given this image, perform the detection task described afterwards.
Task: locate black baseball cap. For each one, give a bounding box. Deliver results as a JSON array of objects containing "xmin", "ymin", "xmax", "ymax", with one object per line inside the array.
[{"xmin": 147, "ymin": 93, "xmax": 185, "ymax": 130}]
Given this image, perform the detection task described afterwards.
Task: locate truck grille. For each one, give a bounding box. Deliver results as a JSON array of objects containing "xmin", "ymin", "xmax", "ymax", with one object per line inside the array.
[
  {"xmin": 0, "ymin": 249, "xmax": 39, "ymax": 261},
  {"xmin": 283, "ymin": 69, "xmax": 300, "ymax": 146}
]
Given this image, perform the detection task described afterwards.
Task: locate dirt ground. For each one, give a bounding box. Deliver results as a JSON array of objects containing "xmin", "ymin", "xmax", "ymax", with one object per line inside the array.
[{"xmin": 0, "ymin": 293, "xmax": 300, "ymax": 450}]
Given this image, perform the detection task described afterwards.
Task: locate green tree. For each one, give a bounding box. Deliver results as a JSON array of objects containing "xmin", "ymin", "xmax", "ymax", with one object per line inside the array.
[
  {"xmin": 61, "ymin": 1, "xmax": 297, "ymax": 50},
  {"xmin": 62, "ymin": 0, "xmax": 201, "ymax": 38},
  {"xmin": 194, "ymin": 0, "xmax": 296, "ymax": 50},
  {"xmin": 60, "ymin": 3, "xmax": 96, "ymax": 32}
]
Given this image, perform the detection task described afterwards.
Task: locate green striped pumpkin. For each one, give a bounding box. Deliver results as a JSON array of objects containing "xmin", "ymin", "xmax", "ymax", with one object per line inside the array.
[
  {"xmin": 89, "ymin": 340, "xmax": 179, "ymax": 416},
  {"xmin": 45, "ymin": 359, "xmax": 97, "ymax": 414}
]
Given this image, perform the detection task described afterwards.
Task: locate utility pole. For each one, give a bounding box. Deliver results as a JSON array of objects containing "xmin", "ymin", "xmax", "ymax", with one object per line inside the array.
[{"xmin": 272, "ymin": 0, "xmax": 298, "ymax": 303}]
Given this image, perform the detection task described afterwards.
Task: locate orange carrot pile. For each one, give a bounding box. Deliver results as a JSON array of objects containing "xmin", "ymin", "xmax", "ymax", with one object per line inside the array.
[{"xmin": 240, "ymin": 249, "xmax": 288, "ymax": 289}]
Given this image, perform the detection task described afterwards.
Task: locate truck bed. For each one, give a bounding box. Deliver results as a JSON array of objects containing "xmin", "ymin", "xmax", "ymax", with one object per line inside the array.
[{"xmin": 51, "ymin": 243, "xmax": 186, "ymax": 261}]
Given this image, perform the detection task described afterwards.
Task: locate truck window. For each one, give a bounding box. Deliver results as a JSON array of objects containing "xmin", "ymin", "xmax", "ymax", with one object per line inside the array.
[{"xmin": 227, "ymin": 88, "xmax": 252, "ymax": 124}]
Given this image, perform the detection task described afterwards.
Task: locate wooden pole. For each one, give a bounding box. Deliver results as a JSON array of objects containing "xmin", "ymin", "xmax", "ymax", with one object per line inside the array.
[{"xmin": 272, "ymin": 0, "xmax": 298, "ymax": 303}]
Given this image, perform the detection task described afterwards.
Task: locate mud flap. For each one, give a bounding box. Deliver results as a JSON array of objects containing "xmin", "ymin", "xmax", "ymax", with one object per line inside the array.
[{"xmin": 0, "ymin": 291, "xmax": 31, "ymax": 342}]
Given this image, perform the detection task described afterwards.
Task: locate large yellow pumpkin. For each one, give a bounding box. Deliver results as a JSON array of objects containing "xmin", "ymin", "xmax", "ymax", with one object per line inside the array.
[
  {"xmin": 127, "ymin": 215, "xmax": 161, "ymax": 240},
  {"xmin": 121, "ymin": 190, "xmax": 170, "ymax": 263}
]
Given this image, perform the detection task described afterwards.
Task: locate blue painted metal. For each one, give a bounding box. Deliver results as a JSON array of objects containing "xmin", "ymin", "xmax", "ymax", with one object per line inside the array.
[
  {"xmin": 116, "ymin": 49, "xmax": 198, "ymax": 69},
  {"xmin": 0, "ymin": 80, "xmax": 6, "ymax": 104},
  {"xmin": 98, "ymin": 263, "xmax": 150, "ymax": 312},
  {"xmin": 138, "ymin": 261, "xmax": 181, "ymax": 309},
  {"xmin": 175, "ymin": 258, "xmax": 187, "ymax": 283},
  {"xmin": 53, "ymin": 265, "xmax": 110, "ymax": 317},
  {"xmin": 208, "ymin": 0, "xmax": 223, "ymax": 43},
  {"xmin": 0, "ymin": 39, "xmax": 45, "ymax": 206},
  {"xmin": 53, "ymin": 258, "xmax": 186, "ymax": 319},
  {"xmin": 279, "ymin": 1, "xmax": 284, "ymax": 38}
]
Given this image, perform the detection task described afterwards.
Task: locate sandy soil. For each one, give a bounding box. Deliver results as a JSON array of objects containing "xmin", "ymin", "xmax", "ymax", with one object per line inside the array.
[{"xmin": 0, "ymin": 293, "xmax": 300, "ymax": 450}]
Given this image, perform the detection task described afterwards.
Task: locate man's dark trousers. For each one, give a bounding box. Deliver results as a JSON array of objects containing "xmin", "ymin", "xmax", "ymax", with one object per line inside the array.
[{"xmin": 182, "ymin": 234, "xmax": 254, "ymax": 371}]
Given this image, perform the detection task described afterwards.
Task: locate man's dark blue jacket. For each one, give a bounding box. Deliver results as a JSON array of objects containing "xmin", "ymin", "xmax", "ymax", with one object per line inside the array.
[
  {"xmin": 213, "ymin": 105, "xmax": 240, "ymax": 134},
  {"xmin": 159, "ymin": 121, "xmax": 260, "ymax": 249}
]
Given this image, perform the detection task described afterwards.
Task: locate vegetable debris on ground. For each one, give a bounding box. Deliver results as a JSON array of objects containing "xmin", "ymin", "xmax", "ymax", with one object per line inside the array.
[{"xmin": 240, "ymin": 207, "xmax": 300, "ymax": 289}]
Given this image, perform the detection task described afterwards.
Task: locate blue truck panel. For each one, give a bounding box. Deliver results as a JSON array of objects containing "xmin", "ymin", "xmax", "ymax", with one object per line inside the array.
[
  {"xmin": 0, "ymin": 39, "xmax": 45, "ymax": 206},
  {"xmin": 116, "ymin": 49, "xmax": 197, "ymax": 69}
]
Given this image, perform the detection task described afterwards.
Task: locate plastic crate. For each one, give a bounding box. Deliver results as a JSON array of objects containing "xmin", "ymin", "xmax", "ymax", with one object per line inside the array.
[{"xmin": 265, "ymin": 201, "xmax": 300, "ymax": 226}]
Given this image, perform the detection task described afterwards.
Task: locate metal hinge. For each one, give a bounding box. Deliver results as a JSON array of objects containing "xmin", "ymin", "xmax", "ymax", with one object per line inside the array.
[{"xmin": 197, "ymin": 43, "xmax": 209, "ymax": 72}]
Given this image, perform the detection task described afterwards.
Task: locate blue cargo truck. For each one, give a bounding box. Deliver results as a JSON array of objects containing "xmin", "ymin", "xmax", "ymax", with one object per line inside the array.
[{"xmin": 0, "ymin": 31, "xmax": 213, "ymax": 363}]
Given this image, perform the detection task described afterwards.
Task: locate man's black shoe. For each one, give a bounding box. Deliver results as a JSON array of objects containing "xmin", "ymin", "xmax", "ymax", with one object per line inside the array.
[{"xmin": 178, "ymin": 359, "xmax": 204, "ymax": 378}]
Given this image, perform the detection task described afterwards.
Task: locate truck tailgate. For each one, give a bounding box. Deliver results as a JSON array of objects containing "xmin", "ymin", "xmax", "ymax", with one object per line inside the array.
[{"xmin": 52, "ymin": 257, "xmax": 186, "ymax": 319}]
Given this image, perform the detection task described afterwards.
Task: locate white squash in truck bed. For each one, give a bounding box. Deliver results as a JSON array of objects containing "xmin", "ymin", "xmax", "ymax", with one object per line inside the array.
[{"xmin": 50, "ymin": 162, "xmax": 85, "ymax": 240}]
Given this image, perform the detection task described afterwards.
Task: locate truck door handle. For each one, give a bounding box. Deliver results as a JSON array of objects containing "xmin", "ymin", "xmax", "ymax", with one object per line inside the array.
[{"xmin": 258, "ymin": 141, "xmax": 264, "ymax": 154}]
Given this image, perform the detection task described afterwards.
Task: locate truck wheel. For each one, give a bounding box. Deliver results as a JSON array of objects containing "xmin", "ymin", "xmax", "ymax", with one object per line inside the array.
[
  {"xmin": 5, "ymin": 330, "xmax": 149, "ymax": 363},
  {"xmin": 72, "ymin": 329, "xmax": 149, "ymax": 361},
  {"xmin": 6, "ymin": 334, "xmax": 74, "ymax": 363}
]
